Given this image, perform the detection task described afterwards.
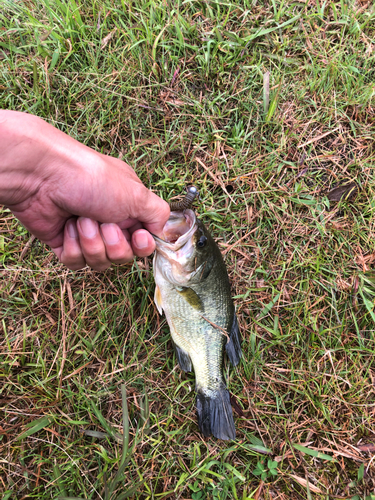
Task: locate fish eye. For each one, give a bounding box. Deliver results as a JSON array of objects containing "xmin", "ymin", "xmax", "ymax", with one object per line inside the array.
[{"xmin": 197, "ymin": 236, "xmax": 207, "ymax": 248}]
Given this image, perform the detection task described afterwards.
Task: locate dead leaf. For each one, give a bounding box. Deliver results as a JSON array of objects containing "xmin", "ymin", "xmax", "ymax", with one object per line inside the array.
[
  {"xmin": 39, "ymin": 28, "xmax": 53, "ymax": 42},
  {"xmin": 363, "ymin": 253, "xmax": 375, "ymax": 264},
  {"xmin": 290, "ymin": 474, "xmax": 323, "ymax": 493},
  {"xmin": 230, "ymin": 393, "xmax": 245, "ymax": 417},
  {"xmin": 19, "ymin": 235, "xmax": 36, "ymax": 260},
  {"xmin": 253, "ymin": 481, "xmax": 264, "ymax": 500},
  {"xmin": 165, "ymin": 99, "xmax": 186, "ymax": 106},
  {"xmin": 327, "ymin": 180, "xmax": 358, "ymax": 202},
  {"xmin": 329, "ymin": 220, "xmax": 345, "ymax": 230},
  {"xmin": 357, "ymin": 443, "xmax": 375, "ymax": 453},
  {"xmin": 171, "ymin": 67, "xmax": 180, "ymax": 85},
  {"xmin": 101, "ymin": 28, "xmax": 116, "ymax": 49}
]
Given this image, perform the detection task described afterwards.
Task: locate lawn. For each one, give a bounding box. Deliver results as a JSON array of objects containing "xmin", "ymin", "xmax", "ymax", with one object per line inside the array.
[{"xmin": 1, "ymin": 0, "xmax": 375, "ymax": 498}]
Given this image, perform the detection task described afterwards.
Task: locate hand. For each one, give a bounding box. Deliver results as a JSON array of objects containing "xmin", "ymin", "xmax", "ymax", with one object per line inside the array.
[{"xmin": 0, "ymin": 111, "xmax": 170, "ymax": 271}]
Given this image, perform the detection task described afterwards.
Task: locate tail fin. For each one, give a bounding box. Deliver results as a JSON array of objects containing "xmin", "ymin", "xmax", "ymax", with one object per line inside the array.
[{"xmin": 196, "ymin": 387, "xmax": 236, "ymax": 440}]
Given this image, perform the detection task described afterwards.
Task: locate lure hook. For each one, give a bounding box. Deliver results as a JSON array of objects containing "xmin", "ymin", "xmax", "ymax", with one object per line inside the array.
[{"xmin": 169, "ymin": 185, "xmax": 199, "ymax": 211}]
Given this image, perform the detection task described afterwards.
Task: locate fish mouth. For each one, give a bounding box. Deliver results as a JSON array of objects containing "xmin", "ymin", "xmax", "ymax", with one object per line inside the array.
[{"xmin": 153, "ymin": 209, "xmax": 197, "ymax": 252}]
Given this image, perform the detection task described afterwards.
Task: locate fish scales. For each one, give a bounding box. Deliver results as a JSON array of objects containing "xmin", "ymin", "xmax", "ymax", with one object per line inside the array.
[
  {"xmin": 160, "ymin": 264, "xmax": 230, "ymax": 391},
  {"xmin": 153, "ymin": 208, "xmax": 242, "ymax": 440}
]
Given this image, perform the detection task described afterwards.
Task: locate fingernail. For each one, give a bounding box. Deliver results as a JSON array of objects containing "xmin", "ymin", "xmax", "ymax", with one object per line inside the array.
[
  {"xmin": 101, "ymin": 223, "xmax": 120, "ymax": 245},
  {"xmin": 67, "ymin": 220, "xmax": 78, "ymax": 239},
  {"xmin": 78, "ymin": 217, "xmax": 98, "ymax": 238},
  {"xmin": 134, "ymin": 230, "xmax": 149, "ymax": 249}
]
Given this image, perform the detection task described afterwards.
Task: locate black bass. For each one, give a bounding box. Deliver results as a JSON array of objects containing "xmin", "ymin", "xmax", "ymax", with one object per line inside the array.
[{"xmin": 153, "ymin": 209, "xmax": 242, "ymax": 440}]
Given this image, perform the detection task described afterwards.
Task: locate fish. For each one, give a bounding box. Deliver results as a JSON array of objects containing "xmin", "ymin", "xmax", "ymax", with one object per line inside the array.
[{"xmin": 152, "ymin": 209, "xmax": 242, "ymax": 440}]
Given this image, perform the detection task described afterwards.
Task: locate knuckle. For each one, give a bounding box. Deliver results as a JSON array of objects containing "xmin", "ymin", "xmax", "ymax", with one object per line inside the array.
[
  {"xmin": 84, "ymin": 256, "xmax": 109, "ymax": 269},
  {"xmin": 90, "ymin": 262, "xmax": 111, "ymax": 272},
  {"xmin": 67, "ymin": 262, "xmax": 87, "ymax": 271},
  {"xmin": 132, "ymin": 184, "xmax": 148, "ymax": 211},
  {"xmin": 83, "ymin": 250, "xmax": 111, "ymax": 271},
  {"xmin": 60, "ymin": 256, "xmax": 86, "ymax": 270},
  {"xmin": 82, "ymin": 245, "xmax": 105, "ymax": 260},
  {"xmin": 160, "ymin": 199, "xmax": 171, "ymax": 220},
  {"xmin": 67, "ymin": 248, "xmax": 84, "ymax": 261},
  {"xmin": 60, "ymin": 248, "xmax": 86, "ymax": 270},
  {"xmin": 106, "ymin": 247, "xmax": 134, "ymax": 264},
  {"xmin": 112, "ymin": 256, "xmax": 134, "ymax": 265}
]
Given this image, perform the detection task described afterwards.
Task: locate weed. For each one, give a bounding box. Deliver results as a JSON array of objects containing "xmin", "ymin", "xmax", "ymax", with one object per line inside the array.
[{"xmin": 252, "ymin": 460, "xmax": 278, "ymax": 482}]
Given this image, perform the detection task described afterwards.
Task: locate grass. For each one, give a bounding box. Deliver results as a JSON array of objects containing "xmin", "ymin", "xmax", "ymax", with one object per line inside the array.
[{"xmin": 1, "ymin": 0, "xmax": 375, "ymax": 498}]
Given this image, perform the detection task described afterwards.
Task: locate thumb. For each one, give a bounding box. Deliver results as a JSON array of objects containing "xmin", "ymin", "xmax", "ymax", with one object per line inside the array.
[
  {"xmin": 135, "ymin": 188, "xmax": 170, "ymax": 237},
  {"xmin": 93, "ymin": 156, "xmax": 170, "ymax": 236},
  {"xmin": 54, "ymin": 152, "xmax": 170, "ymax": 235}
]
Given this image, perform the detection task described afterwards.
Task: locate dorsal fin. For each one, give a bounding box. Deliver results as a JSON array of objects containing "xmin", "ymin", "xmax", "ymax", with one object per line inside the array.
[{"xmin": 174, "ymin": 343, "xmax": 192, "ymax": 372}]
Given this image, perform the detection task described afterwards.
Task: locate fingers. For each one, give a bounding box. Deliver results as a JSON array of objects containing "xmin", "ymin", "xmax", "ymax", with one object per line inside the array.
[
  {"xmin": 59, "ymin": 219, "xmax": 86, "ymax": 270},
  {"xmin": 131, "ymin": 229, "xmax": 156, "ymax": 257},
  {"xmin": 75, "ymin": 218, "xmax": 112, "ymax": 271},
  {"xmin": 100, "ymin": 223, "xmax": 134, "ymax": 263},
  {"xmin": 58, "ymin": 218, "xmax": 151, "ymax": 271}
]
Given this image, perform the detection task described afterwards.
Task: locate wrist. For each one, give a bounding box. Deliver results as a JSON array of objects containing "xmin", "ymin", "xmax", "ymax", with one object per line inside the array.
[{"xmin": 0, "ymin": 111, "xmax": 52, "ymax": 206}]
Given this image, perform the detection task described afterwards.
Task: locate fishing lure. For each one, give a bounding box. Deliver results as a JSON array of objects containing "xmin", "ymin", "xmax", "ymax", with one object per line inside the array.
[{"xmin": 169, "ymin": 185, "xmax": 199, "ymax": 211}]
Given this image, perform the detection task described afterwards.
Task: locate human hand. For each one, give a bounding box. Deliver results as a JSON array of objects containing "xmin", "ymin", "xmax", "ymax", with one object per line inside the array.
[{"xmin": 0, "ymin": 111, "xmax": 170, "ymax": 271}]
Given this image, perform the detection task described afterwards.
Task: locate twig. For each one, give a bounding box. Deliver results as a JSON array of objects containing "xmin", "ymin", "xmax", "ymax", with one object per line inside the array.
[
  {"xmin": 19, "ymin": 235, "xmax": 36, "ymax": 261},
  {"xmin": 198, "ymin": 313, "xmax": 230, "ymax": 342},
  {"xmin": 222, "ymin": 228, "xmax": 257, "ymax": 255},
  {"xmin": 297, "ymin": 127, "xmax": 340, "ymax": 148},
  {"xmin": 57, "ymin": 279, "xmax": 67, "ymax": 394},
  {"xmin": 195, "ymin": 157, "xmax": 236, "ymax": 204}
]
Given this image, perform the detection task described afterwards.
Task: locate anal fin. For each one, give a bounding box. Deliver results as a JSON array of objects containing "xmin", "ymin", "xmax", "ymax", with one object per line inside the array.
[{"xmin": 225, "ymin": 313, "xmax": 242, "ymax": 366}]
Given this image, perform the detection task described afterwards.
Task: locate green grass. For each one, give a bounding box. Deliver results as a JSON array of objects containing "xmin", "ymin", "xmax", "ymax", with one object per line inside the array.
[{"xmin": 1, "ymin": 0, "xmax": 375, "ymax": 498}]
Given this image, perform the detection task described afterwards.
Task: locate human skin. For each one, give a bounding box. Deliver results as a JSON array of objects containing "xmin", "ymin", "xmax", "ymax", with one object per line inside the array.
[{"xmin": 0, "ymin": 110, "xmax": 170, "ymax": 271}]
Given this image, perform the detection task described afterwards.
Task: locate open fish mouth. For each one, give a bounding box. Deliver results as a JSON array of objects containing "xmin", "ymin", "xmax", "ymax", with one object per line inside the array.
[{"xmin": 153, "ymin": 209, "xmax": 197, "ymax": 251}]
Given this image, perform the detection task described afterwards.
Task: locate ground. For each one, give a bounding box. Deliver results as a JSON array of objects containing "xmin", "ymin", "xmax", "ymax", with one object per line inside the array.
[{"xmin": 1, "ymin": 0, "xmax": 375, "ymax": 499}]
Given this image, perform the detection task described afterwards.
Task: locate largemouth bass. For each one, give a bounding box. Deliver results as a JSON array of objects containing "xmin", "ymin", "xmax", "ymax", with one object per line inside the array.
[{"xmin": 153, "ymin": 209, "xmax": 242, "ymax": 440}]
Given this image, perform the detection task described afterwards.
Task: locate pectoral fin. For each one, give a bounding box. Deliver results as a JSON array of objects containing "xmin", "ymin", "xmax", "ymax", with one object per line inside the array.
[
  {"xmin": 176, "ymin": 286, "xmax": 204, "ymax": 312},
  {"xmin": 154, "ymin": 285, "xmax": 163, "ymax": 315},
  {"xmin": 225, "ymin": 313, "xmax": 242, "ymax": 366}
]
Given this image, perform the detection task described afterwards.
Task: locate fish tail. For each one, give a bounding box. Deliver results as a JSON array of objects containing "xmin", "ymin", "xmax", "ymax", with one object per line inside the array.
[{"xmin": 196, "ymin": 386, "xmax": 236, "ymax": 440}]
